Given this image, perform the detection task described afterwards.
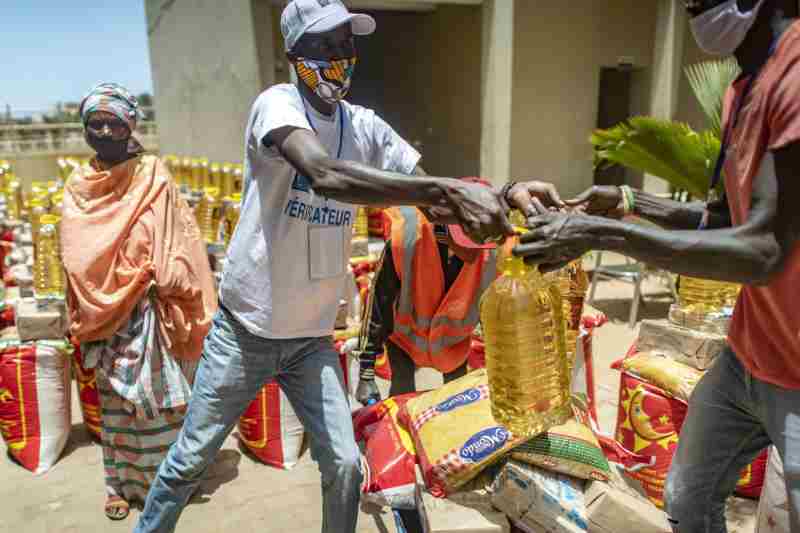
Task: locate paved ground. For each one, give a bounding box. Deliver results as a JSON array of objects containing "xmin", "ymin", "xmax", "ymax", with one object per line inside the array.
[{"xmin": 0, "ymin": 255, "xmax": 758, "ymax": 532}]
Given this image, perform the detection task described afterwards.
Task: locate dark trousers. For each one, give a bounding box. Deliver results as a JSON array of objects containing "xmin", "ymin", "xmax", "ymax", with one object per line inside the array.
[{"xmin": 386, "ymin": 342, "xmax": 468, "ymax": 533}]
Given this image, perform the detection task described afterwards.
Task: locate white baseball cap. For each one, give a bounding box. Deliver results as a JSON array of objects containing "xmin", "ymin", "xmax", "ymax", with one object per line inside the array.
[{"xmin": 281, "ymin": 0, "xmax": 376, "ymax": 52}]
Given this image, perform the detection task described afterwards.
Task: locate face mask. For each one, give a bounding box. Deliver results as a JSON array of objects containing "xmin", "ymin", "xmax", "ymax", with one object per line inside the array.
[
  {"xmin": 86, "ymin": 132, "xmax": 130, "ymax": 163},
  {"xmin": 293, "ymin": 57, "xmax": 357, "ymax": 104},
  {"xmin": 690, "ymin": 0, "xmax": 765, "ymax": 56}
]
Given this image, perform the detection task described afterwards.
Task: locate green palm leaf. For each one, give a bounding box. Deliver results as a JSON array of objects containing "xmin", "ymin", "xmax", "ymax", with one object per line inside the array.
[
  {"xmin": 685, "ymin": 59, "xmax": 740, "ymax": 137},
  {"xmin": 591, "ymin": 117, "xmax": 720, "ymax": 199}
]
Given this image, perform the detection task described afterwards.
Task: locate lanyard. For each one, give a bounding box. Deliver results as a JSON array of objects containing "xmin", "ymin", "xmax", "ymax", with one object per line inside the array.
[
  {"xmin": 304, "ymin": 102, "xmax": 344, "ymax": 159},
  {"xmin": 709, "ymin": 41, "xmax": 778, "ymax": 192}
]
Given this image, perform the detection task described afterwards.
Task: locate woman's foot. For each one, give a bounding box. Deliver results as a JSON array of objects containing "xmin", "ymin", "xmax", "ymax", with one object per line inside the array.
[{"xmin": 104, "ymin": 496, "xmax": 130, "ymax": 521}]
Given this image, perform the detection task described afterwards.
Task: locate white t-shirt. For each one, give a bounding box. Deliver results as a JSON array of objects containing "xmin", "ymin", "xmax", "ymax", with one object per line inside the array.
[{"xmin": 219, "ymin": 84, "xmax": 420, "ymax": 339}]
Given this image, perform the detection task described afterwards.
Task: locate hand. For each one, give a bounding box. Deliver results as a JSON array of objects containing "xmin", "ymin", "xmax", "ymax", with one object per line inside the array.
[
  {"xmin": 504, "ymin": 181, "xmax": 565, "ymax": 218},
  {"xmin": 512, "ymin": 212, "xmax": 598, "ymax": 270},
  {"xmin": 420, "ymin": 205, "xmax": 459, "ymax": 225},
  {"xmin": 565, "ymin": 186, "xmax": 624, "ymax": 219},
  {"xmin": 446, "ymin": 181, "xmax": 514, "ymax": 244},
  {"xmin": 356, "ymin": 379, "xmax": 381, "ymax": 406}
]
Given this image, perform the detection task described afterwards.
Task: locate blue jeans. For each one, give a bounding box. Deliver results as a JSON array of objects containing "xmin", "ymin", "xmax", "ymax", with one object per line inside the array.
[
  {"xmin": 133, "ymin": 307, "xmax": 362, "ymax": 533},
  {"xmin": 665, "ymin": 347, "xmax": 800, "ymax": 532}
]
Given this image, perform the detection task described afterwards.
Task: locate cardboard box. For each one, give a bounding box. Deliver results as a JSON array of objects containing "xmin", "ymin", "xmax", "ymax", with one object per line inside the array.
[
  {"xmin": 584, "ymin": 481, "xmax": 671, "ymax": 533},
  {"xmin": 15, "ymin": 298, "xmax": 68, "ymax": 341},
  {"xmin": 491, "ymin": 461, "xmax": 587, "ymax": 533},
  {"xmin": 419, "ymin": 489, "xmax": 510, "ymax": 533},
  {"xmin": 637, "ymin": 319, "xmax": 726, "ymax": 370}
]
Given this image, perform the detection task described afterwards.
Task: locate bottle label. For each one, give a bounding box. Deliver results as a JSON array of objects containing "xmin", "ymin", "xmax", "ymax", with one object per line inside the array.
[
  {"xmin": 459, "ymin": 426, "xmax": 509, "ymax": 463},
  {"xmin": 435, "ymin": 387, "xmax": 482, "ymax": 413}
]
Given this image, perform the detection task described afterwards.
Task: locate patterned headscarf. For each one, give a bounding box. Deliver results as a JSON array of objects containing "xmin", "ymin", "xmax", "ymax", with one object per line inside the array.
[{"xmin": 79, "ymin": 83, "xmax": 145, "ymax": 132}]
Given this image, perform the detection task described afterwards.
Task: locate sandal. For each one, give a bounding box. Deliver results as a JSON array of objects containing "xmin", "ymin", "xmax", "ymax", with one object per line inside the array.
[{"xmin": 104, "ymin": 497, "xmax": 130, "ymax": 521}]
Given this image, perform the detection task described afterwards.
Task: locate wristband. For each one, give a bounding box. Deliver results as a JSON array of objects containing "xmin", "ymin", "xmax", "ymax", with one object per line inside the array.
[
  {"xmin": 500, "ymin": 181, "xmax": 518, "ymax": 204},
  {"xmin": 620, "ymin": 185, "xmax": 635, "ymax": 216}
]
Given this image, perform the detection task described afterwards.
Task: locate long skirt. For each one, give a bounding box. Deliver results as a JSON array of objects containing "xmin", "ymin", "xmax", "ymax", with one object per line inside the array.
[{"xmin": 97, "ymin": 371, "xmax": 188, "ymax": 504}]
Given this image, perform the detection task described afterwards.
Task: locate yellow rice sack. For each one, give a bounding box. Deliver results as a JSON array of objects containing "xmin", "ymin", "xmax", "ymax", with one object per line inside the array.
[{"xmin": 398, "ymin": 369, "xmax": 527, "ymax": 496}]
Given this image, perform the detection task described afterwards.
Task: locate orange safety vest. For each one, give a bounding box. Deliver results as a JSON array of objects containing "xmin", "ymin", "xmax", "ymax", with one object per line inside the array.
[{"xmin": 386, "ymin": 207, "xmax": 496, "ymax": 374}]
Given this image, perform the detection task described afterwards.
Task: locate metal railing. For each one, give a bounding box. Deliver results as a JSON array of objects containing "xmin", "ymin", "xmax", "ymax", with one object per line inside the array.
[{"xmin": 0, "ymin": 122, "xmax": 158, "ymax": 157}]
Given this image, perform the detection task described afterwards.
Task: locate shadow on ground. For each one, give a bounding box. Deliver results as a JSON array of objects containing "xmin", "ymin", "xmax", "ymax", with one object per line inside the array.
[
  {"xmin": 589, "ymin": 295, "xmax": 673, "ymax": 325},
  {"xmin": 60, "ymin": 423, "xmax": 99, "ymax": 461},
  {"xmin": 191, "ymin": 449, "xmax": 243, "ymax": 504}
]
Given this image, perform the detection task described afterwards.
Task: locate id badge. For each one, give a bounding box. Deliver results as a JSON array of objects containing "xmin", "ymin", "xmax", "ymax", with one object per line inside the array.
[{"xmin": 308, "ymin": 225, "xmax": 345, "ymax": 280}]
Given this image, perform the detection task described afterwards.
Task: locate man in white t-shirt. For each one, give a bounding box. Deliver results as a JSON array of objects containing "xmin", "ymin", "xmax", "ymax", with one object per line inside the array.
[{"xmin": 134, "ymin": 2, "xmax": 563, "ymax": 532}]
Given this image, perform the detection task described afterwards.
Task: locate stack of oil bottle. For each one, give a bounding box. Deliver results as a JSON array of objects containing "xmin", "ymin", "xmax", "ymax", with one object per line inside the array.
[{"xmin": 161, "ymin": 156, "xmax": 244, "ymax": 254}]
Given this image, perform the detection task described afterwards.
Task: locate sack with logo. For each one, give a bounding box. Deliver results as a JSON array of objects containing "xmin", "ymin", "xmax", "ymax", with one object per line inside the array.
[
  {"xmin": 70, "ymin": 340, "xmax": 101, "ymax": 441},
  {"xmin": 756, "ymin": 448, "xmax": 789, "ymax": 533},
  {"xmin": 353, "ymin": 392, "xmax": 421, "ymax": 509},
  {"xmin": 237, "ymin": 381, "xmax": 306, "ymax": 470},
  {"xmin": 367, "ymin": 207, "xmax": 388, "ymax": 238},
  {"xmin": 614, "ymin": 351, "xmax": 704, "ymax": 403},
  {"xmin": 613, "ymin": 358, "xmax": 767, "ymax": 507},
  {"xmin": 0, "ymin": 339, "xmax": 72, "ymax": 474},
  {"xmin": 398, "ymin": 369, "xmax": 526, "ymax": 496},
  {"xmin": 511, "ymin": 405, "xmax": 610, "ymax": 482}
]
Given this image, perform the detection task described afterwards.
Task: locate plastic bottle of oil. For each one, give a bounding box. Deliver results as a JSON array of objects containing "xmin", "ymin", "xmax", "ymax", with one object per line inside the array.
[
  {"xmin": 197, "ymin": 187, "xmax": 222, "ymax": 244},
  {"xmin": 221, "ymin": 193, "xmax": 242, "ymax": 247},
  {"xmin": 6, "ymin": 180, "xmax": 22, "ymax": 221},
  {"xmin": 208, "ymin": 163, "xmax": 221, "ymax": 191},
  {"xmin": 556, "ymin": 260, "xmax": 589, "ymax": 368},
  {"xmin": 481, "ymin": 252, "xmax": 573, "ymax": 438},
  {"xmin": 219, "ymin": 163, "xmax": 233, "ymax": 199},
  {"xmin": 353, "ymin": 206, "xmax": 369, "ymax": 240},
  {"xmin": 232, "ymin": 164, "xmax": 244, "ymax": 194},
  {"xmin": 29, "ymin": 197, "xmax": 48, "ymax": 252},
  {"xmin": 35, "ymin": 214, "xmax": 64, "ymax": 300},
  {"xmin": 677, "ymin": 276, "xmax": 740, "ymax": 313}
]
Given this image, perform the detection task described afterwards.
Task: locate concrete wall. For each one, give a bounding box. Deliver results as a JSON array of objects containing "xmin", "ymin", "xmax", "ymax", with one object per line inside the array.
[
  {"xmin": 145, "ymin": 0, "xmax": 273, "ymax": 162},
  {"xmin": 674, "ymin": 29, "xmax": 716, "ymax": 131},
  {"xmin": 255, "ymin": 4, "xmax": 482, "ymax": 178},
  {"xmin": 509, "ymin": 0, "xmax": 658, "ymax": 197},
  {"xmin": 348, "ymin": 6, "xmax": 482, "ymax": 177}
]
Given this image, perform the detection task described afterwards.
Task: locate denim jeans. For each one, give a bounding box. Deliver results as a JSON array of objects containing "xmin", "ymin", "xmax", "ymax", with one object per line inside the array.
[
  {"xmin": 133, "ymin": 306, "xmax": 362, "ymax": 533},
  {"xmin": 664, "ymin": 347, "xmax": 800, "ymax": 532}
]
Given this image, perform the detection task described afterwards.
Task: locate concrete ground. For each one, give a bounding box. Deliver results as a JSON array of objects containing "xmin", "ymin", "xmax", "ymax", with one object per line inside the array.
[{"xmin": 0, "ymin": 254, "xmax": 757, "ymax": 532}]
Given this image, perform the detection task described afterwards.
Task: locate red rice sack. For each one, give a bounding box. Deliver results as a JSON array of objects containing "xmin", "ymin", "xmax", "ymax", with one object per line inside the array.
[
  {"xmin": 353, "ymin": 392, "xmax": 421, "ymax": 509},
  {"xmin": 0, "ymin": 339, "xmax": 72, "ymax": 474},
  {"xmin": 70, "ymin": 341, "xmax": 101, "ymax": 441},
  {"xmin": 237, "ymin": 381, "xmax": 306, "ymax": 470},
  {"xmin": 614, "ymin": 354, "xmax": 768, "ymax": 507}
]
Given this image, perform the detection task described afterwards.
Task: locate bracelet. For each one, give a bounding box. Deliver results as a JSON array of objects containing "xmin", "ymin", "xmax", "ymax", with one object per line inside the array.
[
  {"xmin": 500, "ymin": 181, "xmax": 518, "ymax": 204},
  {"xmin": 619, "ymin": 185, "xmax": 635, "ymax": 216}
]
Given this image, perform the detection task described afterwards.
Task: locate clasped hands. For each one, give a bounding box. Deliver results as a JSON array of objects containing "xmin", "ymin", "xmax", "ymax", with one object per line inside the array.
[{"xmin": 433, "ymin": 182, "xmax": 625, "ymax": 272}]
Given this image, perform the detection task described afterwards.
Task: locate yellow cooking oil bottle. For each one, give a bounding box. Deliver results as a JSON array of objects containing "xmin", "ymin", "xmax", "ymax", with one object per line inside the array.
[
  {"xmin": 34, "ymin": 214, "xmax": 65, "ymax": 300},
  {"xmin": 677, "ymin": 276, "xmax": 740, "ymax": 313},
  {"xmin": 556, "ymin": 260, "xmax": 589, "ymax": 368},
  {"xmin": 480, "ymin": 248, "xmax": 573, "ymax": 438},
  {"xmin": 221, "ymin": 193, "xmax": 242, "ymax": 248},
  {"xmin": 353, "ymin": 206, "xmax": 369, "ymax": 240},
  {"xmin": 197, "ymin": 186, "xmax": 222, "ymax": 244}
]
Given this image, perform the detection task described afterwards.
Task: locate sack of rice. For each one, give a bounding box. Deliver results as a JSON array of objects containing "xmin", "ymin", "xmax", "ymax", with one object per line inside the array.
[
  {"xmin": 398, "ymin": 369, "xmax": 526, "ymax": 496},
  {"xmin": 237, "ymin": 381, "xmax": 306, "ymax": 470},
  {"xmin": 0, "ymin": 339, "xmax": 72, "ymax": 474}
]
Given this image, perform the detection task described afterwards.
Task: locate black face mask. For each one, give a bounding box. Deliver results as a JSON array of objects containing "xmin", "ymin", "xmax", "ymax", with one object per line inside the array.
[{"xmin": 86, "ymin": 132, "xmax": 130, "ymax": 163}]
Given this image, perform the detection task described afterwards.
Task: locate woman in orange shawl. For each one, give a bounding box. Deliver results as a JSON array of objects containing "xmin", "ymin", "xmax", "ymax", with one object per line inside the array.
[{"xmin": 61, "ymin": 83, "xmax": 217, "ymax": 521}]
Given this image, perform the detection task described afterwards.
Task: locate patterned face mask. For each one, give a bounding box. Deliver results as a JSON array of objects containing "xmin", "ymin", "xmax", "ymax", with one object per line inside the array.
[{"xmin": 294, "ymin": 57, "xmax": 357, "ymax": 104}]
